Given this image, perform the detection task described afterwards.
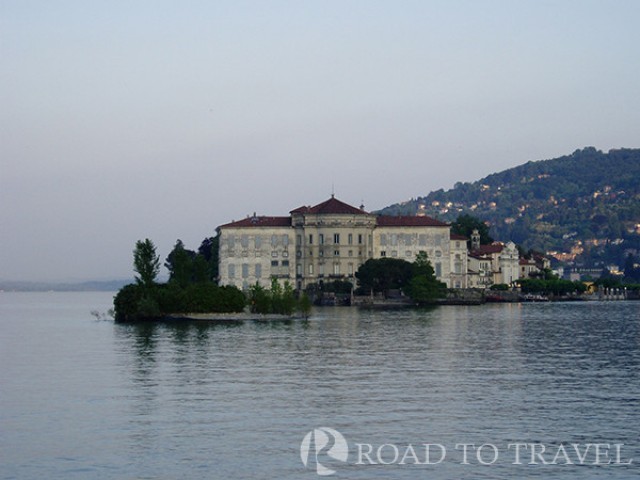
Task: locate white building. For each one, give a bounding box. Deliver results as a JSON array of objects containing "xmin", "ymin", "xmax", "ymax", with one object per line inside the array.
[
  {"xmin": 217, "ymin": 196, "xmax": 464, "ymax": 291},
  {"xmin": 467, "ymin": 241, "xmax": 521, "ymax": 287}
]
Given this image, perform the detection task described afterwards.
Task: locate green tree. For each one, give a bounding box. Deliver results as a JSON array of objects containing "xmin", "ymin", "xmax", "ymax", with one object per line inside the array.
[
  {"xmin": 198, "ymin": 235, "xmax": 220, "ymax": 282},
  {"xmin": 297, "ymin": 292, "xmax": 312, "ymax": 318},
  {"xmin": 451, "ymin": 214, "xmax": 494, "ymax": 246},
  {"xmin": 165, "ymin": 240, "xmax": 196, "ymax": 287},
  {"xmin": 281, "ymin": 281, "xmax": 297, "ymax": 315},
  {"xmin": 407, "ymin": 252, "xmax": 446, "ymax": 304},
  {"xmin": 624, "ymin": 253, "xmax": 640, "ymax": 281},
  {"xmin": 355, "ymin": 258, "xmax": 414, "ymax": 296},
  {"xmin": 191, "ymin": 254, "xmax": 212, "ymax": 283},
  {"xmin": 133, "ymin": 239, "xmax": 160, "ymax": 287},
  {"xmin": 248, "ymin": 279, "xmax": 297, "ymax": 315},
  {"xmin": 248, "ymin": 282, "xmax": 271, "ymax": 314}
]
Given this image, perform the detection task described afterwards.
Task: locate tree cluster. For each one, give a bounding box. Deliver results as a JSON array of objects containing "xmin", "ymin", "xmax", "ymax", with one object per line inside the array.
[
  {"xmin": 247, "ymin": 278, "xmax": 307, "ymax": 316},
  {"xmin": 114, "ymin": 237, "xmax": 243, "ymax": 322},
  {"xmin": 450, "ymin": 214, "xmax": 494, "ymax": 246},
  {"xmin": 355, "ymin": 252, "xmax": 446, "ymax": 304},
  {"xmin": 164, "ymin": 237, "xmax": 219, "ymax": 286},
  {"xmin": 517, "ymin": 278, "xmax": 587, "ymax": 297}
]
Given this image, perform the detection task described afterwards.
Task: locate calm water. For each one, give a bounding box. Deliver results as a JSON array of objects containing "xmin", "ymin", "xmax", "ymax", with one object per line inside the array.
[{"xmin": 1, "ymin": 292, "xmax": 639, "ymax": 479}]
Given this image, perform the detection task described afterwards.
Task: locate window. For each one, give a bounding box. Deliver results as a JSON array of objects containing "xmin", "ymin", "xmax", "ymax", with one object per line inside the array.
[
  {"xmin": 241, "ymin": 235, "xmax": 249, "ymax": 248},
  {"xmin": 242, "ymin": 263, "xmax": 249, "ymax": 278},
  {"xmin": 271, "ymin": 235, "xmax": 278, "ymax": 246},
  {"xmin": 333, "ymin": 263, "xmax": 340, "ymax": 275},
  {"xmin": 334, "ymin": 233, "xmax": 340, "ymax": 244},
  {"xmin": 271, "ymin": 260, "xmax": 278, "ymax": 267},
  {"xmin": 319, "ymin": 234, "xmax": 324, "ymax": 245},
  {"xmin": 282, "ymin": 260, "xmax": 289, "ymax": 267},
  {"xmin": 348, "ymin": 233, "xmax": 353, "ymax": 245},
  {"xmin": 380, "ymin": 251, "xmax": 387, "ymax": 257},
  {"xmin": 406, "ymin": 251, "xmax": 412, "ymax": 257},
  {"xmin": 348, "ymin": 263, "xmax": 354, "ymax": 275},
  {"xmin": 435, "ymin": 234, "xmax": 442, "ymax": 247},
  {"xmin": 380, "ymin": 234, "xmax": 387, "ymax": 246},
  {"xmin": 391, "ymin": 250, "xmax": 398, "ymax": 257},
  {"xmin": 418, "ymin": 234, "xmax": 427, "ymax": 246},
  {"xmin": 358, "ymin": 234, "xmax": 363, "ymax": 245},
  {"xmin": 255, "ymin": 264, "xmax": 262, "ymax": 278},
  {"xmin": 228, "ymin": 235, "xmax": 236, "ymax": 248},
  {"xmin": 391, "ymin": 234, "xmax": 398, "ymax": 246},
  {"xmin": 435, "ymin": 250, "xmax": 442, "ymax": 258},
  {"xmin": 271, "ymin": 251, "xmax": 278, "ymax": 257},
  {"xmin": 334, "ymin": 250, "xmax": 340, "ymax": 256},
  {"xmin": 456, "ymin": 241, "xmax": 461, "ymax": 248},
  {"xmin": 348, "ymin": 250, "xmax": 353, "ymax": 257},
  {"xmin": 435, "ymin": 262, "xmax": 442, "ymax": 277},
  {"xmin": 319, "ymin": 249, "xmax": 324, "ymax": 257},
  {"xmin": 255, "ymin": 236, "xmax": 262, "ymax": 249},
  {"xmin": 282, "ymin": 251, "xmax": 289, "ymax": 258},
  {"xmin": 309, "ymin": 234, "xmax": 313, "ymax": 245},
  {"xmin": 319, "ymin": 264, "xmax": 324, "ymax": 275},
  {"xmin": 228, "ymin": 264, "xmax": 235, "ymax": 278},
  {"xmin": 309, "ymin": 264, "xmax": 314, "ymax": 275},
  {"xmin": 297, "ymin": 264, "xmax": 302, "ymax": 275},
  {"xmin": 297, "ymin": 235, "xmax": 302, "ymax": 245},
  {"xmin": 282, "ymin": 234, "xmax": 289, "ymax": 246}
]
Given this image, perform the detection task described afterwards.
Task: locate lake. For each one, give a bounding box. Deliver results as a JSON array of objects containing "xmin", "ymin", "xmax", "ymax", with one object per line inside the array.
[{"xmin": 1, "ymin": 292, "xmax": 638, "ymax": 479}]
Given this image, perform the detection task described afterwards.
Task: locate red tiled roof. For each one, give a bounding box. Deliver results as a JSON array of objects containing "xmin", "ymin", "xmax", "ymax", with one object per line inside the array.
[
  {"xmin": 519, "ymin": 258, "xmax": 536, "ymax": 265},
  {"xmin": 292, "ymin": 196, "xmax": 367, "ymax": 215},
  {"xmin": 218, "ymin": 216, "xmax": 291, "ymax": 229},
  {"xmin": 450, "ymin": 233, "xmax": 468, "ymax": 241},
  {"xmin": 471, "ymin": 243, "xmax": 504, "ymax": 255},
  {"xmin": 376, "ymin": 215, "xmax": 449, "ymax": 227},
  {"xmin": 290, "ymin": 205, "xmax": 309, "ymax": 214}
]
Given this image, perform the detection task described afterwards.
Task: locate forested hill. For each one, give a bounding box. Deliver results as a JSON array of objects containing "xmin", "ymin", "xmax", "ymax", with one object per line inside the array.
[{"xmin": 379, "ymin": 147, "xmax": 640, "ymax": 257}]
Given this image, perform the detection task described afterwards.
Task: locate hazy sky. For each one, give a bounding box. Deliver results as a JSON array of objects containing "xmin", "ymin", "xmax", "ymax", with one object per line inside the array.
[{"xmin": 2, "ymin": 0, "xmax": 639, "ymax": 282}]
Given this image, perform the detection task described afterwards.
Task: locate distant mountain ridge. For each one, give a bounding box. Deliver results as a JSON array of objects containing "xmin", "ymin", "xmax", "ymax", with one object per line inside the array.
[{"xmin": 379, "ymin": 147, "xmax": 640, "ymax": 266}]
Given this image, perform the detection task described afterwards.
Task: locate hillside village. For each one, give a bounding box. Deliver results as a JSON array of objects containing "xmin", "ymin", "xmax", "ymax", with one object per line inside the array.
[{"xmin": 379, "ymin": 148, "xmax": 640, "ymax": 282}]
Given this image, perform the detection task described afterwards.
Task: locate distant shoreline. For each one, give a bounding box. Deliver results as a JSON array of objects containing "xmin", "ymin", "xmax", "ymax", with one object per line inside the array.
[{"xmin": 0, "ymin": 280, "xmax": 130, "ymax": 292}]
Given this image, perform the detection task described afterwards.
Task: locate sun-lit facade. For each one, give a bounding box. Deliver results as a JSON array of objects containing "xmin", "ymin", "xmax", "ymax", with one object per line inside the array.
[{"xmin": 217, "ymin": 196, "xmax": 466, "ymax": 291}]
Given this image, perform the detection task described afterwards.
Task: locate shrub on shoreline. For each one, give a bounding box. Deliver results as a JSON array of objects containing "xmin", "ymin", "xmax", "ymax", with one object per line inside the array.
[{"xmin": 113, "ymin": 282, "xmax": 245, "ymax": 322}]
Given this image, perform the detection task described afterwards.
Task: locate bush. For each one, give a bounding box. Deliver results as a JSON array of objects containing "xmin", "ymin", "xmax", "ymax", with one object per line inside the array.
[
  {"xmin": 248, "ymin": 279, "xmax": 296, "ymax": 315},
  {"xmin": 518, "ymin": 278, "xmax": 586, "ymax": 296},
  {"xmin": 113, "ymin": 282, "xmax": 245, "ymax": 322},
  {"xmin": 113, "ymin": 284, "xmax": 145, "ymax": 322}
]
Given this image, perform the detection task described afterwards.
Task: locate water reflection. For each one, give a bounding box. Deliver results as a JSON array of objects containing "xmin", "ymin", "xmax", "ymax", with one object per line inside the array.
[{"xmin": 106, "ymin": 303, "xmax": 640, "ymax": 479}]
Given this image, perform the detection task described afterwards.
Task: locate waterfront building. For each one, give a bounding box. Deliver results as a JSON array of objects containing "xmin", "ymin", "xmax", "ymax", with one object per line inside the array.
[
  {"xmin": 467, "ymin": 241, "xmax": 521, "ymax": 287},
  {"xmin": 217, "ymin": 198, "xmax": 546, "ymax": 291},
  {"xmin": 217, "ymin": 196, "xmax": 458, "ymax": 291}
]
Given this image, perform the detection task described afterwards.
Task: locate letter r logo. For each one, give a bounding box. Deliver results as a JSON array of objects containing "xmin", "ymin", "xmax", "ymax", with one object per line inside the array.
[{"xmin": 300, "ymin": 427, "xmax": 349, "ymax": 476}]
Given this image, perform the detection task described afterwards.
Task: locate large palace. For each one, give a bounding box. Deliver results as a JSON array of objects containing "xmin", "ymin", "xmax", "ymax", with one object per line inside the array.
[{"xmin": 217, "ymin": 196, "xmax": 474, "ymax": 291}]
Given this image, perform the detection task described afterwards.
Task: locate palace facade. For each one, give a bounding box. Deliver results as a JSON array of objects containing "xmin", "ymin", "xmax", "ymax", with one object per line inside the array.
[{"xmin": 217, "ymin": 196, "xmax": 467, "ymax": 291}]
